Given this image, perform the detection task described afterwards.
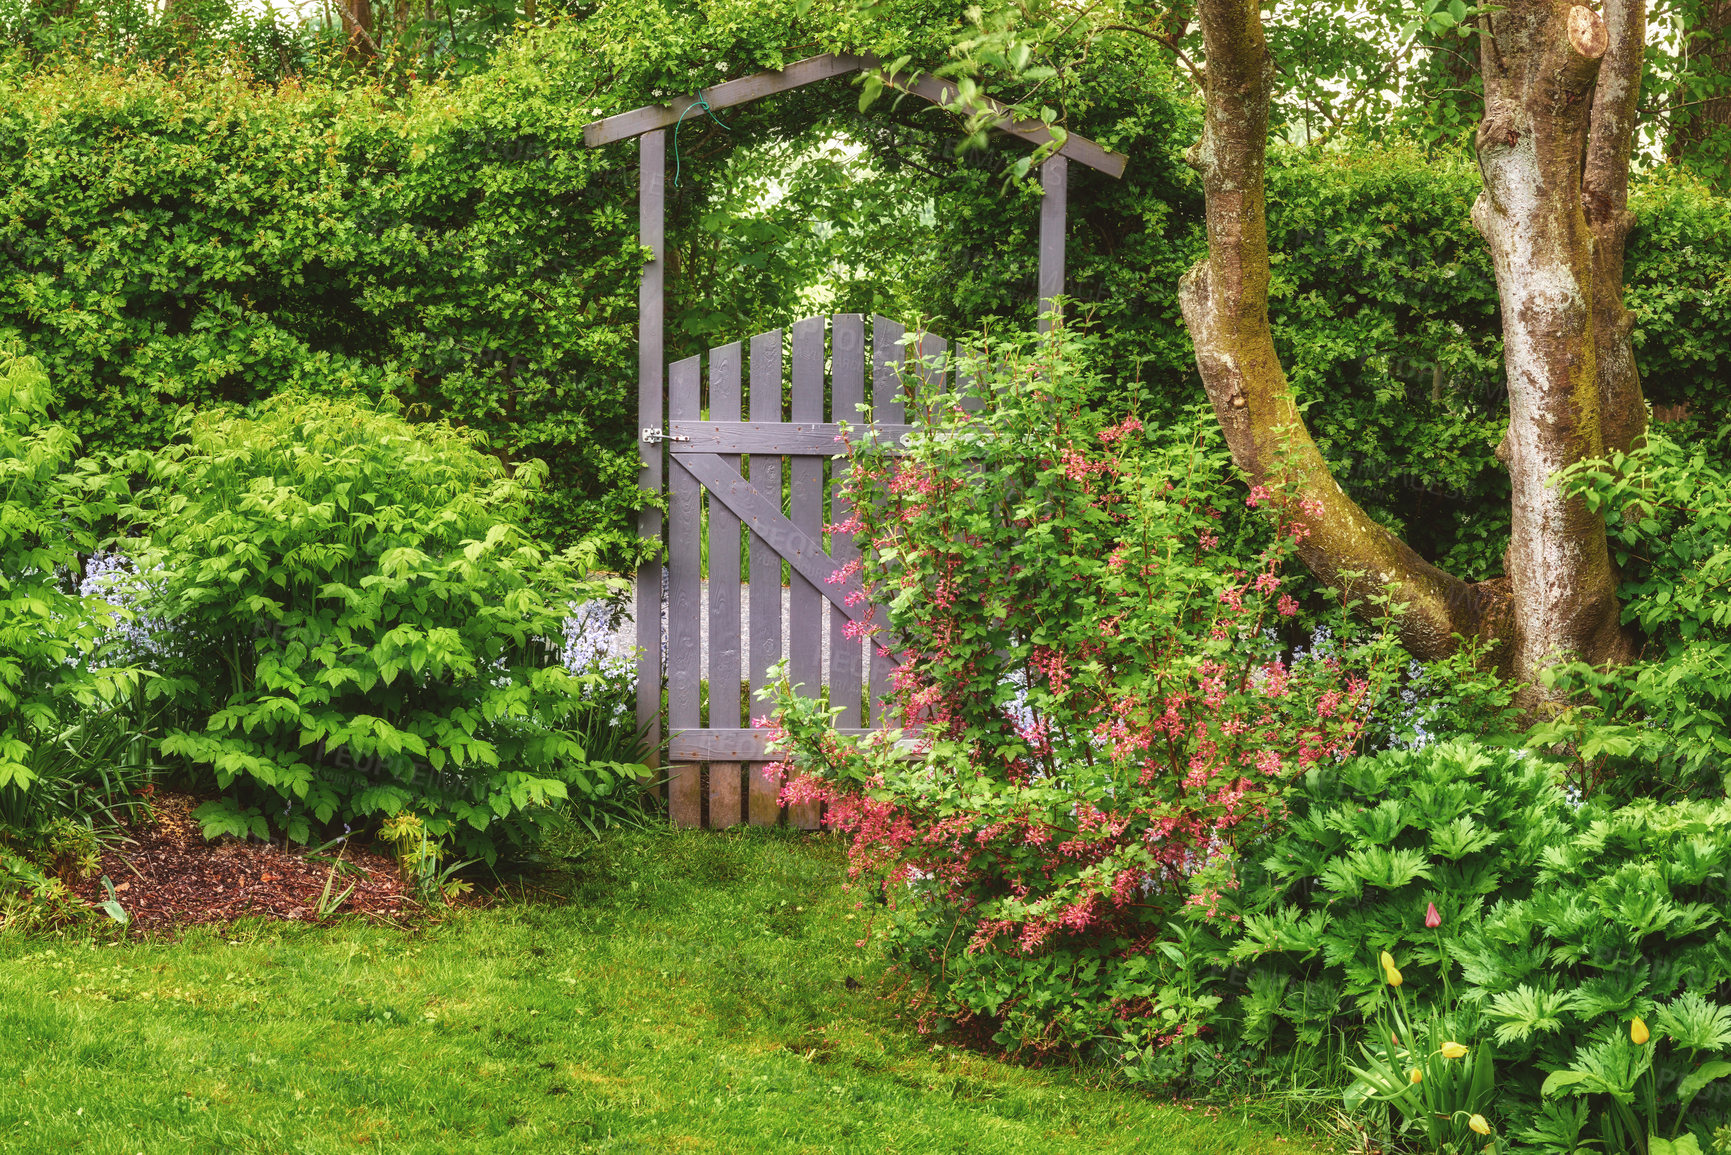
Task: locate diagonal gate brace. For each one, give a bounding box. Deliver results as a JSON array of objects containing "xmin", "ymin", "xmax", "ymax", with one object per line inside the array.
[{"xmin": 672, "ymin": 453, "xmax": 870, "ymax": 623}]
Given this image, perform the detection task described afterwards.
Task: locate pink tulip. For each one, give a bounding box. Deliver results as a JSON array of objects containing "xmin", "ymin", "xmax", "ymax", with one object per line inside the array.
[{"xmin": 1425, "ymin": 902, "xmax": 1442, "ymax": 929}]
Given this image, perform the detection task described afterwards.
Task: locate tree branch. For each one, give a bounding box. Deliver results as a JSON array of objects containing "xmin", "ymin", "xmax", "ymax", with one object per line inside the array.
[
  {"xmin": 1584, "ymin": 0, "xmax": 1649, "ymax": 457},
  {"xmin": 1178, "ymin": 0, "xmax": 1490, "ymax": 662}
]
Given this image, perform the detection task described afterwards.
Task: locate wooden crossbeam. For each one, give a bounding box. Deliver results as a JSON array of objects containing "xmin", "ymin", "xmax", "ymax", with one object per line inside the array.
[
  {"xmin": 583, "ymin": 54, "xmax": 869, "ymax": 147},
  {"xmin": 668, "ymin": 420, "xmax": 915, "ymax": 455},
  {"xmin": 889, "ymin": 71, "xmax": 1127, "ymax": 179},
  {"xmin": 582, "ymin": 53, "xmax": 1127, "ymax": 178}
]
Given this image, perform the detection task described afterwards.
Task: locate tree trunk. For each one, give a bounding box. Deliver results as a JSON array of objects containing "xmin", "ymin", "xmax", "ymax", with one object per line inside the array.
[
  {"xmin": 1472, "ymin": 2, "xmax": 1637, "ymax": 688},
  {"xmin": 1584, "ymin": 0, "xmax": 1649, "ymax": 458},
  {"xmin": 339, "ymin": 0, "xmax": 378, "ymax": 61},
  {"xmin": 1178, "ymin": 0, "xmax": 1498, "ymax": 664},
  {"xmin": 1181, "ymin": 0, "xmax": 1645, "ymax": 694}
]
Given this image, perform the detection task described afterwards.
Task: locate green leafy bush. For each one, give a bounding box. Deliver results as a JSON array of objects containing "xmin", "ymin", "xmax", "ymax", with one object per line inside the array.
[
  {"xmin": 1535, "ymin": 428, "xmax": 1731, "ymax": 797},
  {"xmin": 1200, "ymin": 738, "xmax": 1731, "ymax": 1151},
  {"xmin": 112, "ymin": 393, "xmax": 641, "ymax": 861},
  {"xmin": 0, "ymin": 344, "xmax": 130, "ymax": 792}
]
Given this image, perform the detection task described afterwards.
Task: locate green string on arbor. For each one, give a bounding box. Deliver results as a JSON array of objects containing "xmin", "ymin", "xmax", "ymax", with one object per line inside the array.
[{"xmin": 673, "ymin": 96, "xmax": 730, "ymax": 187}]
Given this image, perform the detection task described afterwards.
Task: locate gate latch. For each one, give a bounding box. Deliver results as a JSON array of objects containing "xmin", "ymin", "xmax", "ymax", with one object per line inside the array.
[{"xmin": 641, "ymin": 426, "xmax": 689, "ymax": 444}]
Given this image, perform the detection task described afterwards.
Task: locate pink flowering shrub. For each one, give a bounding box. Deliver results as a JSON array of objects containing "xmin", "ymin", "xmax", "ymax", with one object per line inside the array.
[{"xmin": 761, "ymin": 330, "xmax": 1407, "ymax": 1061}]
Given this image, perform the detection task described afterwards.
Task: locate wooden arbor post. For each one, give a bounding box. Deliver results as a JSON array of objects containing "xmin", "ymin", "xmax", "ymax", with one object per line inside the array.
[
  {"xmin": 635, "ymin": 129, "xmax": 666, "ymax": 778},
  {"xmin": 587, "ymin": 54, "xmax": 1127, "ymax": 819},
  {"xmin": 1038, "ymin": 153, "xmax": 1068, "ymax": 333}
]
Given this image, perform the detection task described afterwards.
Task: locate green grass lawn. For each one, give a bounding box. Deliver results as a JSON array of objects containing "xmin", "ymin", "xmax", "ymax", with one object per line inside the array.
[{"xmin": 0, "ymin": 829, "xmax": 1333, "ymax": 1154}]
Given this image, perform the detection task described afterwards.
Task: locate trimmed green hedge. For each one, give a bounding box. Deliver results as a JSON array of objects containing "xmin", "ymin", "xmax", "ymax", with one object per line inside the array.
[{"xmin": 0, "ymin": 22, "xmax": 1724, "ymax": 580}]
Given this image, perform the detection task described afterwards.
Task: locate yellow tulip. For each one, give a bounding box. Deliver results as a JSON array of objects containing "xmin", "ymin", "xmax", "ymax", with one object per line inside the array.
[
  {"xmin": 1440, "ymin": 1041, "xmax": 1469, "ymax": 1059},
  {"xmin": 1468, "ymin": 1114, "xmax": 1491, "ymax": 1136},
  {"xmin": 1379, "ymin": 950, "xmax": 1403, "ymax": 987},
  {"xmin": 1409, "ymin": 1067, "xmax": 1423, "ymax": 1085},
  {"xmin": 1631, "ymin": 1016, "xmax": 1650, "ymax": 1045}
]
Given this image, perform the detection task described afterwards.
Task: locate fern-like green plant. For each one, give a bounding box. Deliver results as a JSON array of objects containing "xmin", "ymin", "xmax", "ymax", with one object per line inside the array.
[{"xmin": 110, "ymin": 394, "xmax": 644, "ymax": 861}]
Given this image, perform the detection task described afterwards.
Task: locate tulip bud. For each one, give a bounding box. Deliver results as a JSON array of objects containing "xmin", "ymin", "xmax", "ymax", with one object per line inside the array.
[
  {"xmin": 1409, "ymin": 1067, "xmax": 1423, "ymax": 1085},
  {"xmin": 1379, "ymin": 950, "xmax": 1403, "ymax": 987},
  {"xmin": 1468, "ymin": 1114, "xmax": 1491, "ymax": 1136},
  {"xmin": 1425, "ymin": 902, "xmax": 1442, "ymax": 929},
  {"xmin": 1631, "ymin": 1016, "xmax": 1649, "ymax": 1045},
  {"xmin": 1440, "ymin": 1041, "xmax": 1468, "ymax": 1059}
]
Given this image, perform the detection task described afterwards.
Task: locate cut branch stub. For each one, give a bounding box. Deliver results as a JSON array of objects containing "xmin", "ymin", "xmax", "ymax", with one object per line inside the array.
[{"xmin": 1568, "ymin": 5, "xmax": 1609, "ymax": 58}]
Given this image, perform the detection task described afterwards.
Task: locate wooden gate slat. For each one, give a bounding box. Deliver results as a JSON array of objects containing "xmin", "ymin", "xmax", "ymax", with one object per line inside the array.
[
  {"xmin": 747, "ymin": 329, "xmax": 784, "ymax": 826},
  {"xmin": 829, "ymin": 314, "xmax": 866, "ymax": 732},
  {"xmin": 915, "ymin": 332, "xmax": 948, "ymax": 401},
  {"xmin": 868, "ymin": 316, "xmax": 906, "ymax": 726},
  {"xmin": 707, "ymin": 342, "xmax": 745, "ymax": 828},
  {"xmin": 666, "ymin": 355, "xmax": 703, "ymax": 828},
  {"xmin": 788, "ymin": 317, "xmax": 826, "ymax": 830}
]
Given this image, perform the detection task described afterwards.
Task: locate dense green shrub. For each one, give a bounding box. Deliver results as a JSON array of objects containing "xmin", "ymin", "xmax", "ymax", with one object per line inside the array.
[
  {"xmin": 0, "ymin": 57, "xmax": 655, "ymax": 554},
  {"xmin": 1533, "ymin": 429, "xmax": 1731, "ymax": 799},
  {"xmin": 0, "ymin": 344, "xmax": 129, "ymax": 791},
  {"xmin": 1193, "ymin": 739, "xmax": 1731, "ymax": 1152},
  {"xmin": 0, "ymin": 346, "xmax": 155, "ymax": 928},
  {"xmin": 111, "ymin": 393, "xmax": 642, "ymax": 861}
]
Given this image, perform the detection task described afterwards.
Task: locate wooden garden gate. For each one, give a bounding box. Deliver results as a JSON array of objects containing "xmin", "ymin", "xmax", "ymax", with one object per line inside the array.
[
  {"xmin": 657, "ymin": 315, "xmax": 944, "ymax": 828},
  {"xmin": 581, "ymin": 52, "xmax": 1127, "ymax": 827}
]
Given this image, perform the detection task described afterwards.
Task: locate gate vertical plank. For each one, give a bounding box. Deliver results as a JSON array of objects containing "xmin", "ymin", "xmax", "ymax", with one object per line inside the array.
[
  {"xmin": 955, "ymin": 343, "xmax": 982, "ymax": 413},
  {"xmin": 829, "ymin": 314, "xmax": 865, "ymax": 732},
  {"xmin": 706, "ymin": 342, "xmax": 744, "ymax": 828},
  {"xmin": 788, "ymin": 316, "xmax": 827, "ymax": 830},
  {"xmin": 635, "ymin": 129, "xmax": 665, "ymax": 791},
  {"xmin": 1038, "ymin": 154, "xmax": 1069, "ymax": 334},
  {"xmin": 871, "ymin": 315, "xmax": 906, "ymax": 424},
  {"xmin": 666, "ymin": 355, "xmax": 703, "ymax": 828},
  {"xmin": 914, "ymin": 332, "xmax": 948, "ymax": 405},
  {"xmin": 868, "ymin": 316, "xmax": 905, "ymax": 726},
  {"xmin": 747, "ymin": 329, "xmax": 785, "ymax": 825}
]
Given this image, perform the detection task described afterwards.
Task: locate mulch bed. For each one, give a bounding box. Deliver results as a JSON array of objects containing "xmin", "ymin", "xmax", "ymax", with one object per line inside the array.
[{"xmin": 69, "ymin": 791, "xmax": 417, "ymax": 931}]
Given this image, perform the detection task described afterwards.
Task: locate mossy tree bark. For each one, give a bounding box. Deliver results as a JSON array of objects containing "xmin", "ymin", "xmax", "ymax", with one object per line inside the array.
[
  {"xmin": 1180, "ymin": 0, "xmax": 1645, "ymax": 694},
  {"xmin": 1178, "ymin": 0, "xmax": 1501, "ymax": 665}
]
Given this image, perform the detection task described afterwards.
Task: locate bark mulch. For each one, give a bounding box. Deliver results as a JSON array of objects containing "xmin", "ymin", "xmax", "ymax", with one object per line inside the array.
[{"xmin": 70, "ymin": 791, "xmax": 416, "ymax": 930}]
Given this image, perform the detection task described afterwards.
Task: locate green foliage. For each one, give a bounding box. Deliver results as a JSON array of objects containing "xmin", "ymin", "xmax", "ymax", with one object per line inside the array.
[
  {"xmin": 1213, "ymin": 741, "xmax": 1570, "ymax": 1030},
  {"xmin": 0, "ymin": 344, "xmax": 137, "ymax": 792},
  {"xmin": 111, "ymin": 393, "xmax": 642, "ymax": 861},
  {"xmin": 0, "ymin": 56, "xmax": 653, "ymax": 555},
  {"xmin": 1535, "ymin": 428, "xmax": 1731, "ymax": 797},
  {"xmin": 1201, "ymin": 739, "xmax": 1731, "ymax": 1151}
]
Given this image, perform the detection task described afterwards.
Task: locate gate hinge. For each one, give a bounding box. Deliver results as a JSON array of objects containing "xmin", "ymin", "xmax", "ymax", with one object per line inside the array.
[{"xmin": 641, "ymin": 426, "xmax": 689, "ymax": 444}]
